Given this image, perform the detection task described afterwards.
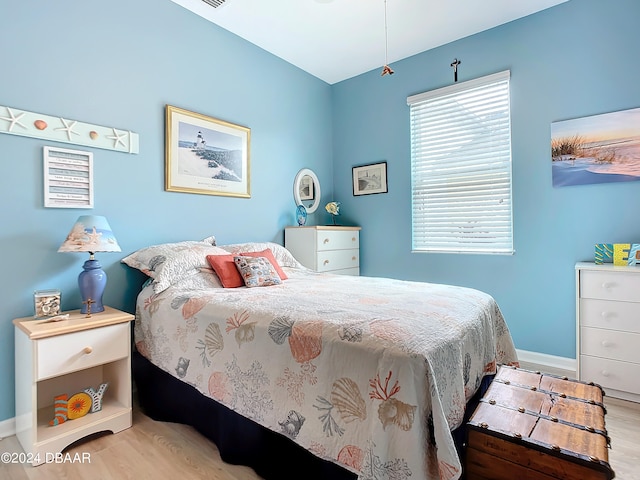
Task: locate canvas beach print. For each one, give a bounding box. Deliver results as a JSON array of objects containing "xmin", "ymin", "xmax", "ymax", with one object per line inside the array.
[
  {"xmin": 551, "ymin": 107, "xmax": 640, "ymax": 187},
  {"xmin": 165, "ymin": 105, "xmax": 250, "ymax": 197}
]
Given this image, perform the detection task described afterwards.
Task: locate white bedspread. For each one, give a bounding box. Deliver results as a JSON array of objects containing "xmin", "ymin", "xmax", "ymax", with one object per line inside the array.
[{"xmin": 135, "ymin": 267, "xmax": 518, "ymax": 480}]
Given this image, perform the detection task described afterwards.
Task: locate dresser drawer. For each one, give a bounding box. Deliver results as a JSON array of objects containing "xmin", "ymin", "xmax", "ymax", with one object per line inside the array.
[
  {"xmin": 580, "ymin": 355, "xmax": 640, "ymax": 395},
  {"xmin": 316, "ymin": 230, "xmax": 359, "ymax": 251},
  {"xmin": 316, "ymin": 249, "xmax": 359, "ymax": 272},
  {"xmin": 580, "ymin": 298, "xmax": 640, "ymax": 333},
  {"xmin": 580, "ymin": 270, "xmax": 640, "ymax": 302},
  {"xmin": 36, "ymin": 323, "xmax": 129, "ymax": 380},
  {"xmin": 581, "ymin": 326, "xmax": 640, "ymax": 363}
]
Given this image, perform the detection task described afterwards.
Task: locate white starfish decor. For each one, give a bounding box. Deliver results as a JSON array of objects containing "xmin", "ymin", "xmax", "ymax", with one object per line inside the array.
[
  {"xmin": 0, "ymin": 104, "xmax": 139, "ymax": 153},
  {"xmin": 55, "ymin": 118, "xmax": 80, "ymax": 141},
  {"xmin": 0, "ymin": 107, "xmax": 26, "ymax": 132},
  {"xmin": 107, "ymin": 128, "xmax": 127, "ymax": 148}
]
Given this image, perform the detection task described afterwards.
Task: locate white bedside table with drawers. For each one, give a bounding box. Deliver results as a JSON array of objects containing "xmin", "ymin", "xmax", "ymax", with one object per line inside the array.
[
  {"xmin": 285, "ymin": 226, "xmax": 361, "ymax": 275},
  {"xmin": 575, "ymin": 262, "xmax": 640, "ymax": 402},
  {"xmin": 13, "ymin": 306, "xmax": 134, "ymax": 465}
]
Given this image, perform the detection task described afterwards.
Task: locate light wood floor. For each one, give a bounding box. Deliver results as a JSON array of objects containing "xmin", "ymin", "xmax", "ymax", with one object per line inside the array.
[{"xmin": 1, "ymin": 397, "xmax": 638, "ymax": 479}]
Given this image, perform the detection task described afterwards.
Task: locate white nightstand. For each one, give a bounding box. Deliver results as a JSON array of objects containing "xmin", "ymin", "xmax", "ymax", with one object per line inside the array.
[
  {"xmin": 285, "ymin": 225, "xmax": 361, "ymax": 275},
  {"xmin": 13, "ymin": 306, "xmax": 134, "ymax": 465}
]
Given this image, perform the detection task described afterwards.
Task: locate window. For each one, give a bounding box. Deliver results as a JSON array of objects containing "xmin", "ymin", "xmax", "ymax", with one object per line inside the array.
[{"xmin": 408, "ymin": 70, "xmax": 513, "ymax": 255}]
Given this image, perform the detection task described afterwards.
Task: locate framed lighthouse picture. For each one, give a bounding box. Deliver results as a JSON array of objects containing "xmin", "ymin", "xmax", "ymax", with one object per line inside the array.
[{"xmin": 165, "ymin": 105, "xmax": 251, "ymax": 197}]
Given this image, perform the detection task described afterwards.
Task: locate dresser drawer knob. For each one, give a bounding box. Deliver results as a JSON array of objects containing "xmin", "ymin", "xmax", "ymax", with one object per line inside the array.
[
  {"xmin": 600, "ymin": 370, "xmax": 610, "ymax": 377},
  {"xmin": 600, "ymin": 311, "xmax": 613, "ymax": 319},
  {"xmin": 352, "ymin": 256, "xmax": 356, "ymax": 261},
  {"xmin": 352, "ymin": 237, "xmax": 356, "ymax": 242},
  {"xmin": 601, "ymin": 340, "xmax": 612, "ymax": 348},
  {"xmin": 601, "ymin": 282, "xmax": 613, "ymax": 289},
  {"xmin": 323, "ymin": 260, "xmax": 330, "ymax": 265},
  {"xmin": 83, "ymin": 346, "xmax": 93, "ymax": 355},
  {"xmin": 323, "ymin": 238, "xmax": 330, "ymax": 244}
]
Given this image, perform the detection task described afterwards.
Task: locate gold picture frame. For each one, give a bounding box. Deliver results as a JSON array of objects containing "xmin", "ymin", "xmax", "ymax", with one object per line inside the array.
[{"xmin": 165, "ymin": 105, "xmax": 250, "ymax": 197}]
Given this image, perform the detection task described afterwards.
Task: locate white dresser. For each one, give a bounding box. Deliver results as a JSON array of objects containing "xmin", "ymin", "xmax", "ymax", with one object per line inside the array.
[
  {"xmin": 575, "ymin": 262, "xmax": 640, "ymax": 402},
  {"xmin": 285, "ymin": 226, "xmax": 361, "ymax": 275}
]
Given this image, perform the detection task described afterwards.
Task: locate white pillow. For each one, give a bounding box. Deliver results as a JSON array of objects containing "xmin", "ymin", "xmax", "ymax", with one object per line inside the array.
[
  {"xmin": 121, "ymin": 240, "xmax": 228, "ymax": 293},
  {"xmin": 217, "ymin": 242, "xmax": 302, "ymax": 268}
]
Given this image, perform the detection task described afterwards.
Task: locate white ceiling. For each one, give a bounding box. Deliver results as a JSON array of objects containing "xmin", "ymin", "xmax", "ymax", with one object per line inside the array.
[{"xmin": 171, "ymin": 0, "xmax": 568, "ymax": 85}]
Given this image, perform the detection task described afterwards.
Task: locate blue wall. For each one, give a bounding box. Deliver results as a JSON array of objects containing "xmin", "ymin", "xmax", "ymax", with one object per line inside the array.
[
  {"xmin": 332, "ymin": 0, "xmax": 640, "ymax": 359},
  {"xmin": 0, "ymin": 0, "xmax": 332, "ymax": 422},
  {"xmin": 1, "ymin": 0, "xmax": 638, "ymax": 424}
]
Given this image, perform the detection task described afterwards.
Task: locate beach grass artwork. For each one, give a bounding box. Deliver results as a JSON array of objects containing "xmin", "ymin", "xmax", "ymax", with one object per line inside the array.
[{"xmin": 551, "ymin": 107, "xmax": 640, "ymax": 187}]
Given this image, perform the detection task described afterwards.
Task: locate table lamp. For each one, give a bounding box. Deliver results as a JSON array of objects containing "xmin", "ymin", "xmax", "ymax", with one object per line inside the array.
[{"xmin": 58, "ymin": 215, "xmax": 121, "ymax": 314}]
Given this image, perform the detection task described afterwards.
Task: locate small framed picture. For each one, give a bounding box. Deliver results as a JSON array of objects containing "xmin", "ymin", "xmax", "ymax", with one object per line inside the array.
[
  {"xmin": 352, "ymin": 161, "xmax": 388, "ymax": 196},
  {"xmin": 34, "ymin": 289, "xmax": 61, "ymax": 319},
  {"xmin": 43, "ymin": 146, "xmax": 94, "ymax": 208}
]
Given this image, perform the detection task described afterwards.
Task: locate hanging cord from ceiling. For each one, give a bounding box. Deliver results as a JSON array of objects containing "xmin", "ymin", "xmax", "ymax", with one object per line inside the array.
[{"xmin": 381, "ymin": 0, "xmax": 394, "ymax": 76}]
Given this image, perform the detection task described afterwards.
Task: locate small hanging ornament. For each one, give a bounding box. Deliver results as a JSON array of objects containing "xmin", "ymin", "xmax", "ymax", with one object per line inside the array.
[{"xmin": 381, "ymin": 0, "xmax": 394, "ymax": 76}]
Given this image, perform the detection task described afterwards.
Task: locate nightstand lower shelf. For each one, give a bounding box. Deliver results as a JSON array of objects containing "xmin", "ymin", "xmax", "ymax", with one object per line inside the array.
[{"xmin": 30, "ymin": 403, "xmax": 131, "ymax": 465}]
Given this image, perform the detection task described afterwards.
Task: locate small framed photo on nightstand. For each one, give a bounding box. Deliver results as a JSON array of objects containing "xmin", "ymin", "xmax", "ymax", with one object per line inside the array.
[{"xmin": 34, "ymin": 289, "xmax": 61, "ymax": 319}]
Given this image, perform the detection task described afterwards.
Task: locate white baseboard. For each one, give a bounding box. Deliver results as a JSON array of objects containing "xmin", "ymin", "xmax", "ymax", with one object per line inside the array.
[
  {"xmin": 516, "ymin": 349, "xmax": 577, "ymax": 379},
  {"xmin": 0, "ymin": 416, "xmax": 15, "ymax": 440}
]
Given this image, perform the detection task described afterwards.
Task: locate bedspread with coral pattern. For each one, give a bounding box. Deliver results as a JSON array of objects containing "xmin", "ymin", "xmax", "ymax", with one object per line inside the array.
[{"xmin": 135, "ymin": 267, "xmax": 518, "ymax": 480}]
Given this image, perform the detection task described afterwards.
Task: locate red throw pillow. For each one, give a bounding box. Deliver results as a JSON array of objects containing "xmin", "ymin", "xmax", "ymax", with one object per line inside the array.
[{"xmin": 207, "ymin": 248, "xmax": 287, "ymax": 288}]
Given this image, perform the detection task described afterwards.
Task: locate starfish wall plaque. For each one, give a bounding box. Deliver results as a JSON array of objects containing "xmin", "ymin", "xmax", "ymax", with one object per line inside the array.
[{"xmin": 0, "ymin": 104, "xmax": 139, "ymax": 154}]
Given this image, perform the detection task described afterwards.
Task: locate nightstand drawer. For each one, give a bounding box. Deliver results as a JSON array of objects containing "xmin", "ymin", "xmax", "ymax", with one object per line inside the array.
[
  {"xmin": 581, "ymin": 326, "xmax": 640, "ymax": 363},
  {"xmin": 316, "ymin": 230, "xmax": 359, "ymax": 251},
  {"xmin": 580, "ymin": 298, "xmax": 640, "ymax": 333},
  {"xmin": 316, "ymin": 249, "xmax": 359, "ymax": 272},
  {"xmin": 580, "ymin": 355, "xmax": 640, "ymax": 395},
  {"xmin": 36, "ymin": 323, "xmax": 129, "ymax": 380},
  {"xmin": 580, "ymin": 270, "xmax": 640, "ymax": 302}
]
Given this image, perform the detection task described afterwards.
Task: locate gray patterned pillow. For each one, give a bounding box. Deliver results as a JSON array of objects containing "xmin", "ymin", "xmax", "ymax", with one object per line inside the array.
[{"xmin": 233, "ymin": 256, "xmax": 282, "ymax": 287}]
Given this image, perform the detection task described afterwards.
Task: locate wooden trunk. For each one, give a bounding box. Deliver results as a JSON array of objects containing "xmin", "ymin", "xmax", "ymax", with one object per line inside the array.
[{"xmin": 465, "ymin": 366, "xmax": 614, "ymax": 480}]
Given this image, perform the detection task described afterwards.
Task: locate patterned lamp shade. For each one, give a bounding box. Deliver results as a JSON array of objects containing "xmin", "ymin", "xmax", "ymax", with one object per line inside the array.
[{"xmin": 58, "ymin": 215, "xmax": 121, "ymax": 253}]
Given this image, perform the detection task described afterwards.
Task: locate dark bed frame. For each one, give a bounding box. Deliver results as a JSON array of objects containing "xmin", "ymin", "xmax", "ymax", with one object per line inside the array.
[{"xmin": 132, "ymin": 350, "xmax": 491, "ymax": 480}]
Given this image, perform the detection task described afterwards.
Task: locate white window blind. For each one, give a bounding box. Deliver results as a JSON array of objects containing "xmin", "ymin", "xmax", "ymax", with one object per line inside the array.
[{"xmin": 407, "ymin": 70, "xmax": 514, "ymax": 255}]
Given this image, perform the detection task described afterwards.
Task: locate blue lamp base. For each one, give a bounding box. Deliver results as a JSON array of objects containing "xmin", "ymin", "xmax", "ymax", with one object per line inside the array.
[{"xmin": 78, "ymin": 257, "xmax": 107, "ymax": 314}]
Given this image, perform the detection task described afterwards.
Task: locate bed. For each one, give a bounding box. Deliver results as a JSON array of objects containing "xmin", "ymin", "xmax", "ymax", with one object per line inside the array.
[{"xmin": 123, "ymin": 238, "xmax": 519, "ymax": 480}]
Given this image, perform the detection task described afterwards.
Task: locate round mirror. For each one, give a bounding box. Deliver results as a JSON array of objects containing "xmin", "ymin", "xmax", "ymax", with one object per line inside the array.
[{"xmin": 293, "ymin": 168, "xmax": 321, "ymax": 214}]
